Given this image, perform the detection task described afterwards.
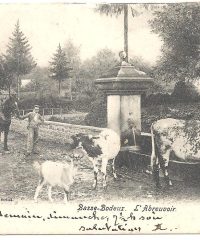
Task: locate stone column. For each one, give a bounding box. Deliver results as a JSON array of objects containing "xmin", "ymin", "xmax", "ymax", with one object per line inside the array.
[{"xmin": 107, "ymin": 95, "xmax": 121, "ymax": 135}]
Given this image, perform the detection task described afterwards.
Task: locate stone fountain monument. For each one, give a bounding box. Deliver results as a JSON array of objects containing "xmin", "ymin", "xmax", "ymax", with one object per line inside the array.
[{"xmin": 95, "ymin": 51, "xmax": 153, "ymax": 150}]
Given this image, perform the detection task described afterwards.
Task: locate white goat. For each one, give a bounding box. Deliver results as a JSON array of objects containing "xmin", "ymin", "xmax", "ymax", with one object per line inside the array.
[{"xmin": 33, "ymin": 159, "xmax": 75, "ymax": 203}]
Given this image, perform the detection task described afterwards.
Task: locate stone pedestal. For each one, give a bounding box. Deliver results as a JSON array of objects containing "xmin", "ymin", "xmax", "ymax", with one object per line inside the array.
[{"xmin": 95, "ymin": 63, "xmax": 153, "ymax": 147}]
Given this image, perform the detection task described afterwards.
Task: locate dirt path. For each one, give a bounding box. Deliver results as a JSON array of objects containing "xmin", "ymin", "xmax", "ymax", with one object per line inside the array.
[{"xmin": 0, "ymin": 131, "xmax": 200, "ymax": 204}]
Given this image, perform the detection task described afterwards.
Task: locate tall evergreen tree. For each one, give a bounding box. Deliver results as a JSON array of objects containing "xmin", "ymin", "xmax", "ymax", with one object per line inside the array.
[
  {"xmin": 49, "ymin": 43, "xmax": 71, "ymax": 96},
  {"xmin": 5, "ymin": 20, "xmax": 36, "ymax": 99}
]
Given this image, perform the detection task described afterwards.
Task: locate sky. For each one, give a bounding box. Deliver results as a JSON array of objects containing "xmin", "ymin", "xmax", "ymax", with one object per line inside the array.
[{"xmin": 0, "ymin": 3, "xmax": 163, "ymax": 67}]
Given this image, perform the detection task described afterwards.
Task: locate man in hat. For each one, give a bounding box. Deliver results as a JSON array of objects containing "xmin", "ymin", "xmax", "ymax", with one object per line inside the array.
[
  {"xmin": 121, "ymin": 113, "xmax": 141, "ymax": 147},
  {"xmin": 19, "ymin": 105, "xmax": 44, "ymax": 156}
]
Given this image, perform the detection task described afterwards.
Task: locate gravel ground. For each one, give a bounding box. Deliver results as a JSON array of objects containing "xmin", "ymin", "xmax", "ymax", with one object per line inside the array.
[{"xmin": 0, "ymin": 131, "xmax": 200, "ymax": 204}]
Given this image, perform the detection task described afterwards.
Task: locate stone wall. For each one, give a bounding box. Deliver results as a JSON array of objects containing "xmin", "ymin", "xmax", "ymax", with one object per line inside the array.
[{"xmin": 10, "ymin": 119, "xmax": 102, "ymax": 144}]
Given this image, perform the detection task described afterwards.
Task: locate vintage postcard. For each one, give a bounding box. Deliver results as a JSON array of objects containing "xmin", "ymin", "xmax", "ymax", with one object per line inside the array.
[{"xmin": 0, "ymin": 1, "xmax": 200, "ymax": 235}]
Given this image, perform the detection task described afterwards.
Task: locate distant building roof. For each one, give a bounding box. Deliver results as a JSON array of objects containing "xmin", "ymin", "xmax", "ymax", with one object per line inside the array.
[{"xmin": 21, "ymin": 79, "xmax": 32, "ymax": 87}]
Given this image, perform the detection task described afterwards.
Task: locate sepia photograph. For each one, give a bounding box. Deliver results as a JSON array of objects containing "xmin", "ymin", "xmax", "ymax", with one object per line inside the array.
[{"xmin": 0, "ymin": 1, "xmax": 200, "ymax": 234}]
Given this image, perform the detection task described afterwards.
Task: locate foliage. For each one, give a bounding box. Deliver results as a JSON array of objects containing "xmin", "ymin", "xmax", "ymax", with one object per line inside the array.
[
  {"xmin": 85, "ymin": 93, "xmax": 107, "ymax": 127},
  {"xmin": 24, "ymin": 66, "xmax": 57, "ymax": 96},
  {"xmin": 0, "ymin": 56, "xmax": 14, "ymax": 93},
  {"xmin": 19, "ymin": 47, "xmax": 119, "ymax": 111},
  {"xmin": 63, "ymin": 39, "xmax": 81, "ymax": 73},
  {"xmin": 75, "ymin": 48, "xmax": 118, "ymax": 101},
  {"xmin": 150, "ymin": 3, "xmax": 200, "ymax": 83},
  {"xmin": 80, "ymin": 48, "xmax": 118, "ymax": 79},
  {"xmin": 49, "ymin": 43, "xmax": 71, "ymax": 94},
  {"xmin": 129, "ymin": 56, "xmax": 153, "ymax": 75},
  {"xmin": 171, "ymin": 80, "xmax": 200, "ymax": 101},
  {"xmin": 95, "ymin": 3, "xmax": 156, "ymax": 18},
  {"xmin": 95, "ymin": 4, "xmax": 124, "ymax": 17},
  {"xmin": 63, "ymin": 39, "xmax": 81, "ymax": 95},
  {"xmin": 18, "ymin": 93, "xmax": 72, "ymax": 109},
  {"xmin": 5, "ymin": 20, "xmax": 36, "ymax": 97}
]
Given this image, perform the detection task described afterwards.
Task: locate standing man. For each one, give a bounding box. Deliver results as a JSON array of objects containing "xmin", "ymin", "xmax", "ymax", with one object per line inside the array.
[
  {"xmin": 19, "ymin": 105, "xmax": 44, "ymax": 156},
  {"xmin": 121, "ymin": 113, "xmax": 141, "ymax": 147}
]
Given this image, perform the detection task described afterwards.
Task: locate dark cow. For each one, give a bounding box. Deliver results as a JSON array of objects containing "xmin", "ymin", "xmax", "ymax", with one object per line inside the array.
[
  {"xmin": 151, "ymin": 118, "xmax": 200, "ymax": 188},
  {"xmin": 71, "ymin": 128, "xmax": 120, "ymax": 189}
]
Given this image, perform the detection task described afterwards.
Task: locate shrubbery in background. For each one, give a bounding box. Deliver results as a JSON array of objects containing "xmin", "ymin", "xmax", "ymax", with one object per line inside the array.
[
  {"xmin": 18, "ymin": 94, "xmax": 73, "ymax": 109},
  {"xmin": 85, "ymin": 79, "xmax": 200, "ymax": 128},
  {"xmin": 85, "ymin": 93, "xmax": 107, "ymax": 127}
]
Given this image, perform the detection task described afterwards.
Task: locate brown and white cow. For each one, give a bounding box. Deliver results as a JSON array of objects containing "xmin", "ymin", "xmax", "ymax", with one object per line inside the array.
[
  {"xmin": 71, "ymin": 128, "xmax": 121, "ymax": 189},
  {"xmin": 151, "ymin": 118, "xmax": 200, "ymax": 188}
]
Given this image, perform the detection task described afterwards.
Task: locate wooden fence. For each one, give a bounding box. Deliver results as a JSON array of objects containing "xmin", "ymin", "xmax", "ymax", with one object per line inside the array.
[{"xmin": 19, "ymin": 107, "xmax": 70, "ymax": 117}]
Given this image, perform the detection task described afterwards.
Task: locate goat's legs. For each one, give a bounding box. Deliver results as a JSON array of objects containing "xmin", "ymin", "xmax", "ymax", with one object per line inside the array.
[
  {"xmin": 48, "ymin": 185, "xmax": 53, "ymax": 202},
  {"xmin": 93, "ymin": 171, "xmax": 98, "ymax": 189},
  {"xmin": 153, "ymin": 163, "xmax": 160, "ymax": 188},
  {"xmin": 92, "ymin": 161, "xmax": 98, "ymax": 189},
  {"xmin": 101, "ymin": 159, "xmax": 108, "ymax": 189},
  {"xmin": 160, "ymin": 157, "xmax": 172, "ymax": 188},
  {"xmin": 63, "ymin": 185, "xmax": 70, "ymax": 203},
  {"xmin": 34, "ymin": 177, "xmax": 45, "ymax": 202},
  {"xmin": 112, "ymin": 157, "xmax": 117, "ymax": 179}
]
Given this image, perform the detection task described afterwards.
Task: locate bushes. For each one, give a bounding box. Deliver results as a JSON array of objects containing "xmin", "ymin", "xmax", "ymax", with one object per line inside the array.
[
  {"xmin": 85, "ymin": 93, "xmax": 107, "ymax": 127},
  {"xmin": 70, "ymin": 93, "xmax": 95, "ymax": 112},
  {"xmin": 22, "ymin": 95, "xmax": 92, "ymax": 112},
  {"xmin": 18, "ymin": 92, "xmax": 95, "ymax": 112},
  {"xmin": 18, "ymin": 94, "xmax": 73, "ymax": 109},
  {"xmin": 142, "ymin": 80, "xmax": 200, "ymax": 107},
  {"xmin": 171, "ymin": 80, "xmax": 200, "ymax": 101},
  {"xmin": 142, "ymin": 93, "xmax": 171, "ymax": 106}
]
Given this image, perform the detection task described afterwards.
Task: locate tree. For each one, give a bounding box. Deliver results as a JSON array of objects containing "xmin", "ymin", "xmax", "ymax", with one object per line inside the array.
[
  {"xmin": 0, "ymin": 57, "xmax": 8, "ymax": 89},
  {"xmin": 81, "ymin": 48, "xmax": 118, "ymax": 78},
  {"xmin": 5, "ymin": 20, "xmax": 36, "ymax": 99},
  {"xmin": 150, "ymin": 3, "xmax": 200, "ymax": 84},
  {"xmin": 77, "ymin": 48, "xmax": 118, "ymax": 99},
  {"xmin": 129, "ymin": 56, "xmax": 153, "ymax": 75},
  {"xmin": 25, "ymin": 66, "xmax": 55, "ymax": 96},
  {"xmin": 49, "ymin": 43, "xmax": 72, "ymax": 96},
  {"xmin": 0, "ymin": 56, "xmax": 13, "ymax": 94},
  {"xmin": 63, "ymin": 40, "xmax": 81, "ymax": 99}
]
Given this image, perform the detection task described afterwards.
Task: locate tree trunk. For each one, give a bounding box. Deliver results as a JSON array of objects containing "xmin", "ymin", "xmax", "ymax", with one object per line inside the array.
[
  {"xmin": 8, "ymin": 84, "xmax": 11, "ymax": 97},
  {"xmin": 69, "ymin": 78, "xmax": 72, "ymax": 100},
  {"xmin": 58, "ymin": 80, "xmax": 61, "ymax": 97},
  {"xmin": 17, "ymin": 74, "xmax": 21, "ymax": 100},
  {"xmin": 124, "ymin": 4, "xmax": 128, "ymax": 62}
]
